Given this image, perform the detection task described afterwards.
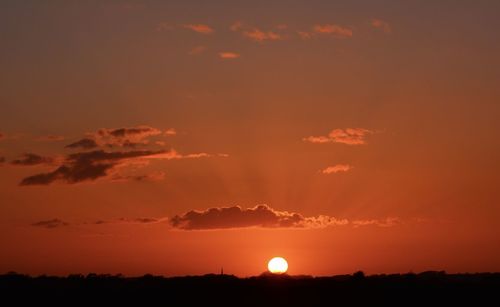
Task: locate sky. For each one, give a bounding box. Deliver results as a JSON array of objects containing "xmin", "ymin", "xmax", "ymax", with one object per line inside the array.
[{"xmin": 1, "ymin": 0, "xmax": 500, "ymax": 277}]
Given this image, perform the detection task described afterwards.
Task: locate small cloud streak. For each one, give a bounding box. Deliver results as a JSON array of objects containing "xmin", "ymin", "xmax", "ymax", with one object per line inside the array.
[
  {"xmin": 229, "ymin": 21, "xmax": 243, "ymax": 32},
  {"xmin": 188, "ymin": 46, "xmax": 207, "ymax": 55},
  {"xmin": 371, "ymin": 19, "xmax": 391, "ymax": 33},
  {"xmin": 352, "ymin": 217, "xmax": 400, "ymax": 228},
  {"xmin": 112, "ymin": 171, "xmax": 166, "ymax": 182},
  {"xmin": 32, "ymin": 219, "xmax": 68, "ymax": 229},
  {"xmin": 312, "ymin": 24, "xmax": 352, "ymax": 38},
  {"xmin": 37, "ymin": 135, "xmax": 65, "ymax": 142},
  {"xmin": 304, "ymin": 128, "xmax": 374, "ymax": 145},
  {"xmin": 183, "ymin": 24, "xmax": 214, "ymax": 34},
  {"xmin": 322, "ymin": 164, "xmax": 352, "ymax": 174},
  {"xmin": 219, "ymin": 52, "xmax": 240, "ymax": 59},
  {"xmin": 297, "ymin": 31, "xmax": 312, "ymax": 40},
  {"xmin": 11, "ymin": 153, "xmax": 54, "ymax": 166},
  {"xmin": 170, "ymin": 205, "xmax": 348, "ymax": 230},
  {"xmin": 164, "ymin": 128, "xmax": 177, "ymax": 136},
  {"xmin": 243, "ymin": 29, "xmax": 282, "ymax": 42}
]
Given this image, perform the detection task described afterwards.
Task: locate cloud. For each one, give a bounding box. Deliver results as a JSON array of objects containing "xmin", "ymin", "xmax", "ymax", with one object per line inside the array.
[
  {"xmin": 183, "ymin": 24, "xmax": 214, "ymax": 34},
  {"xmin": 243, "ymin": 29, "xmax": 282, "ymax": 42},
  {"xmin": 297, "ymin": 31, "xmax": 312, "ymax": 40},
  {"xmin": 0, "ymin": 157, "xmax": 5, "ymax": 165},
  {"xmin": 170, "ymin": 204, "xmax": 348, "ymax": 230},
  {"xmin": 32, "ymin": 219, "xmax": 68, "ymax": 229},
  {"xmin": 92, "ymin": 217, "xmax": 168, "ymax": 225},
  {"xmin": 188, "ymin": 46, "xmax": 207, "ymax": 55},
  {"xmin": 322, "ymin": 164, "xmax": 352, "ymax": 174},
  {"xmin": 230, "ymin": 21, "xmax": 243, "ymax": 32},
  {"xmin": 111, "ymin": 171, "xmax": 166, "ymax": 182},
  {"xmin": 164, "ymin": 128, "xmax": 177, "ymax": 136},
  {"xmin": 352, "ymin": 217, "xmax": 400, "ymax": 228},
  {"xmin": 66, "ymin": 138, "xmax": 98, "ymax": 149},
  {"xmin": 219, "ymin": 52, "xmax": 240, "ymax": 59},
  {"xmin": 20, "ymin": 149, "xmax": 211, "ymax": 186},
  {"xmin": 312, "ymin": 24, "xmax": 352, "ymax": 38},
  {"xmin": 66, "ymin": 126, "xmax": 163, "ymax": 149},
  {"xmin": 371, "ymin": 19, "xmax": 391, "ymax": 33},
  {"xmin": 303, "ymin": 128, "xmax": 374, "ymax": 145},
  {"xmin": 11, "ymin": 153, "xmax": 54, "ymax": 166},
  {"xmin": 37, "ymin": 135, "xmax": 65, "ymax": 142}
]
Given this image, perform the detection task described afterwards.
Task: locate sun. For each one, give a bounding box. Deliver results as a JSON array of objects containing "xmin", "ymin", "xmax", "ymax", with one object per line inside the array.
[{"xmin": 267, "ymin": 257, "xmax": 288, "ymax": 274}]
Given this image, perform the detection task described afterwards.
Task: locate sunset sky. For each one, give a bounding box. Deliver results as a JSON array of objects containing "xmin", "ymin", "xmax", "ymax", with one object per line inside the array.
[{"xmin": 1, "ymin": 0, "xmax": 500, "ymax": 277}]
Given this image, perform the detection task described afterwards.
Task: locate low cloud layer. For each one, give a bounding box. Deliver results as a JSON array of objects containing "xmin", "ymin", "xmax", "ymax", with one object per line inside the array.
[
  {"xmin": 304, "ymin": 128, "xmax": 374, "ymax": 145},
  {"xmin": 170, "ymin": 205, "xmax": 348, "ymax": 230}
]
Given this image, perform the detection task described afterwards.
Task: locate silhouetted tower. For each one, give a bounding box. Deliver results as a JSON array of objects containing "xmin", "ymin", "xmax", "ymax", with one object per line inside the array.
[{"xmin": 220, "ymin": 267, "xmax": 224, "ymax": 275}]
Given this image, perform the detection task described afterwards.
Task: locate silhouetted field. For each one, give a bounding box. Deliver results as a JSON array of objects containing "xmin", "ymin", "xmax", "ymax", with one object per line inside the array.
[{"xmin": 1, "ymin": 271, "xmax": 499, "ymax": 306}]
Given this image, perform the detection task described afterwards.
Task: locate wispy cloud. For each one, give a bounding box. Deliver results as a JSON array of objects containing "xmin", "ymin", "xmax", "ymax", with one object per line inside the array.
[
  {"xmin": 20, "ymin": 149, "xmax": 210, "ymax": 186},
  {"xmin": 352, "ymin": 217, "xmax": 400, "ymax": 228},
  {"xmin": 32, "ymin": 219, "xmax": 68, "ymax": 229},
  {"xmin": 321, "ymin": 164, "xmax": 352, "ymax": 174},
  {"xmin": 183, "ymin": 24, "xmax": 214, "ymax": 34},
  {"xmin": 36, "ymin": 135, "xmax": 65, "ymax": 142},
  {"xmin": 188, "ymin": 46, "xmax": 207, "ymax": 55},
  {"xmin": 219, "ymin": 52, "xmax": 240, "ymax": 59},
  {"xmin": 312, "ymin": 24, "xmax": 352, "ymax": 38},
  {"xmin": 11, "ymin": 153, "xmax": 54, "ymax": 166},
  {"xmin": 243, "ymin": 28, "xmax": 282, "ymax": 42},
  {"xmin": 304, "ymin": 128, "xmax": 374, "ymax": 145},
  {"xmin": 66, "ymin": 126, "xmax": 163, "ymax": 149},
  {"xmin": 370, "ymin": 18, "xmax": 391, "ymax": 33},
  {"xmin": 170, "ymin": 205, "xmax": 348, "ymax": 230},
  {"xmin": 229, "ymin": 21, "xmax": 243, "ymax": 32}
]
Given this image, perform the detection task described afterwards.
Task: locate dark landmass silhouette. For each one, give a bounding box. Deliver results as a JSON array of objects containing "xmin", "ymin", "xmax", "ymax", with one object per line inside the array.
[{"xmin": 1, "ymin": 271, "xmax": 499, "ymax": 306}]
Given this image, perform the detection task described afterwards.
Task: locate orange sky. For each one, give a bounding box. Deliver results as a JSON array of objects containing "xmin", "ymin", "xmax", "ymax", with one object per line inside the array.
[{"xmin": 1, "ymin": 0, "xmax": 500, "ymax": 276}]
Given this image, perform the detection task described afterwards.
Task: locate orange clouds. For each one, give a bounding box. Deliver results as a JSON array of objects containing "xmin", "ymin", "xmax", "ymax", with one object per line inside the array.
[
  {"xmin": 243, "ymin": 29, "xmax": 282, "ymax": 42},
  {"xmin": 371, "ymin": 18, "xmax": 391, "ymax": 33},
  {"xmin": 19, "ymin": 125, "xmax": 221, "ymax": 186},
  {"xmin": 219, "ymin": 52, "xmax": 240, "ymax": 59},
  {"xmin": 183, "ymin": 24, "xmax": 214, "ymax": 34},
  {"xmin": 304, "ymin": 128, "xmax": 374, "ymax": 145},
  {"xmin": 170, "ymin": 204, "xmax": 348, "ymax": 230},
  {"xmin": 312, "ymin": 24, "xmax": 353, "ymax": 37},
  {"xmin": 66, "ymin": 126, "xmax": 165, "ymax": 149},
  {"xmin": 322, "ymin": 164, "xmax": 352, "ymax": 174},
  {"xmin": 11, "ymin": 153, "xmax": 54, "ymax": 166}
]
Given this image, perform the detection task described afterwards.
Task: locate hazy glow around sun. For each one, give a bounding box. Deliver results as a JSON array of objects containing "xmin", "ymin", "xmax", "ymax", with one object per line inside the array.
[{"xmin": 268, "ymin": 257, "xmax": 288, "ymax": 274}]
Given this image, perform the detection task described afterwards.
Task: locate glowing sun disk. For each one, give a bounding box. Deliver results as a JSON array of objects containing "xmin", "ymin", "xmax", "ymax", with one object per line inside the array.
[{"xmin": 268, "ymin": 257, "xmax": 288, "ymax": 274}]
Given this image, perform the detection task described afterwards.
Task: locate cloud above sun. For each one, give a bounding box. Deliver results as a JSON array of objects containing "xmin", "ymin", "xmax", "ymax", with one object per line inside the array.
[{"xmin": 169, "ymin": 205, "xmax": 348, "ymax": 230}]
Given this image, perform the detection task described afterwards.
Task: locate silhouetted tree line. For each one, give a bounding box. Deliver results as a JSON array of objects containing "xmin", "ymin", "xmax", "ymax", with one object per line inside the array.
[{"xmin": 1, "ymin": 271, "xmax": 499, "ymax": 306}]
